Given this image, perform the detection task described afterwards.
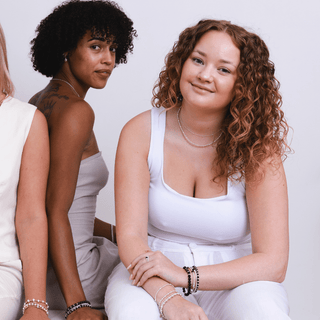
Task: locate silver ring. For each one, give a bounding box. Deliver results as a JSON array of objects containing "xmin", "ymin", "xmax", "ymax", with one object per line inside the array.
[{"xmin": 145, "ymin": 256, "xmax": 149, "ymax": 262}]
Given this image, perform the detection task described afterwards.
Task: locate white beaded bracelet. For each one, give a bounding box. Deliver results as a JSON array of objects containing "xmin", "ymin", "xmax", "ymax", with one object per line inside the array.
[
  {"xmin": 154, "ymin": 284, "xmax": 174, "ymax": 303},
  {"xmin": 23, "ymin": 299, "xmax": 49, "ymax": 315},
  {"xmin": 159, "ymin": 292, "xmax": 181, "ymax": 319},
  {"xmin": 157, "ymin": 290, "xmax": 177, "ymax": 308}
]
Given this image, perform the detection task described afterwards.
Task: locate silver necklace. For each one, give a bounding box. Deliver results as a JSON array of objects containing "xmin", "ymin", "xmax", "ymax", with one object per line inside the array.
[
  {"xmin": 177, "ymin": 107, "xmax": 222, "ymax": 148},
  {"xmin": 51, "ymin": 78, "xmax": 80, "ymax": 98}
]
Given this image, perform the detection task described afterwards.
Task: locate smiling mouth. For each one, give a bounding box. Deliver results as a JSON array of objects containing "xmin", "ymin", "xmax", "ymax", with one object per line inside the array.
[{"xmin": 191, "ymin": 83, "xmax": 214, "ymax": 93}]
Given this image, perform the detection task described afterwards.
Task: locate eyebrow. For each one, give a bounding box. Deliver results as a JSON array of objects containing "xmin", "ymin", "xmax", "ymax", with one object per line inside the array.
[
  {"xmin": 194, "ymin": 50, "xmax": 236, "ymax": 67},
  {"xmin": 88, "ymin": 37, "xmax": 107, "ymax": 42}
]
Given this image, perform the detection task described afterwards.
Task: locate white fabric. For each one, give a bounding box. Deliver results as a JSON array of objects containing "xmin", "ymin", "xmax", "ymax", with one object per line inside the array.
[
  {"xmin": 105, "ymin": 107, "xmax": 290, "ymax": 319},
  {"xmin": 0, "ymin": 97, "xmax": 36, "ymax": 320},
  {"xmin": 47, "ymin": 152, "xmax": 120, "ymax": 310},
  {"xmin": 0, "ymin": 97, "xmax": 36, "ymax": 263},
  {"xmin": 0, "ymin": 261, "xmax": 23, "ymax": 320},
  {"xmin": 148, "ymin": 107, "xmax": 250, "ymax": 245},
  {"xmin": 106, "ymin": 237, "xmax": 290, "ymax": 320}
]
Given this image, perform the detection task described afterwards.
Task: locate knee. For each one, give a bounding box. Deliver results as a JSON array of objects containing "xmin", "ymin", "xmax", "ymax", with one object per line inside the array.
[
  {"xmin": 105, "ymin": 263, "xmax": 160, "ymax": 320},
  {"xmin": 225, "ymin": 281, "xmax": 290, "ymax": 320}
]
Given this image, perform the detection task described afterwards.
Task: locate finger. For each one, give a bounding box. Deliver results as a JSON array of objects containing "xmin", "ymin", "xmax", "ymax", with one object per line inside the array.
[
  {"xmin": 129, "ymin": 257, "xmax": 149, "ymax": 280},
  {"xmin": 132, "ymin": 261, "xmax": 154, "ymax": 285},
  {"xmin": 128, "ymin": 251, "xmax": 153, "ymax": 270},
  {"xmin": 137, "ymin": 267, "xmax": 159, "ymax": 286}
]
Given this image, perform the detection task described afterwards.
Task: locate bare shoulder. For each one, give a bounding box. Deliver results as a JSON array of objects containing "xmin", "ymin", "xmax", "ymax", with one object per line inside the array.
[
  {"xmin": 118, "ymin": 110, "xmax": 151, "ymax": 157},
  {"xmin": 120, "ymin": 110, "xmax": 151, "ymax": 142},
  {"xmin": 30, "ymin": 109, "xmax": 49, "ymax": 134}
]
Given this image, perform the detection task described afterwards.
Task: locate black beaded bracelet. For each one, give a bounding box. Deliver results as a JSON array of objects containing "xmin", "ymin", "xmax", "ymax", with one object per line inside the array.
[
  {"xmin": 182, "ymin": 266, "xmax": 192, "ymax": 296},
  {"xmin": 65, "ymin": 300, "xmax": 92, "ymax": 319},
  {"xmin": 191, "ymin": 266, "xmax": 199, "ymax": 293}
]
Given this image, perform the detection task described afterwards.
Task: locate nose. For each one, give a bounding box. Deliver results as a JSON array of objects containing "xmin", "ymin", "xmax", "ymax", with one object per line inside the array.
[
  {"xmin": 197, "ymin": 66, "xmax": 214, "ymax": 83},
  {"xmin": 102, "ymin": 48, "xmax": 115, "ymax": 66}
]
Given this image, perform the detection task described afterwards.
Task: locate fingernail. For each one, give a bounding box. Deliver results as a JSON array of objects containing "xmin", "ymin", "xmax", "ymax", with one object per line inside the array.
[
  {"xmin": 129, "ymin": 274, "xmax": 133, "ymax": 280},
  {"xmin": 127, "ymin": 264, "xmax": 131, "ymax": 270},
  {"xmin": 137, "ymin": 282, "xmax": 140, "ymax": 287}
]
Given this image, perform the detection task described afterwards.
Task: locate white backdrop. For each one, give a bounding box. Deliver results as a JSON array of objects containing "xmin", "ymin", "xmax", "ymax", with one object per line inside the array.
[{"xmin": 1, "ymin": 0, "xmax": 319, "ymax": 319}]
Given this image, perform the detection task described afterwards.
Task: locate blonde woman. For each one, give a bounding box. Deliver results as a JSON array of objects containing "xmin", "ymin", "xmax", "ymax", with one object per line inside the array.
[{"xmin": 0, "ymin": 24, "xmax": 50, "ymax": 320}]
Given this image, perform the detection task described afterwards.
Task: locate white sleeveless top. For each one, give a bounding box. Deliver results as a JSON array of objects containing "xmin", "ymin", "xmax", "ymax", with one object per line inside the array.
[
  {"xmin": 0, "ymin": 97, "xmax": 36, "ymax": 263},
  {"xmin": 147, "ymin": 107, "xmax": 251, "ymax": 245}
]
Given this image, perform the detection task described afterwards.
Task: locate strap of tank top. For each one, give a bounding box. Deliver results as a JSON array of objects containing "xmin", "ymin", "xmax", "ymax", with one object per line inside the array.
[{"xmin": 148, "ymin": 107, "xmax": 166, "ymax": 177}]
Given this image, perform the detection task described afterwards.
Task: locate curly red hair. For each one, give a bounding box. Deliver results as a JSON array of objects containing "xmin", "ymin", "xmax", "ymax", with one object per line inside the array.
[{"xmin": 152, "ymin": 19, "xmax": 290, "ymax": 182}]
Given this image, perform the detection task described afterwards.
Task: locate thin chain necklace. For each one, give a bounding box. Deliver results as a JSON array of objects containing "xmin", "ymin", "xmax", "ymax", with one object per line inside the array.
[
  {"xmin": 177, "ymin": 107, "xmax": 222, "ymax": 148},
  {"xmin": 180, "ymin": 115, "xmax": 214, "ymax": 137},
  {"xmin": 51, "ymin": 78, "xmax": 80, "ymax": 98}
]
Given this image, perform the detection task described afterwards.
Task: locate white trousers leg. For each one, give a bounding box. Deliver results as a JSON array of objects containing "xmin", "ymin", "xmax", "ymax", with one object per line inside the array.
[
  {"xmin": 105, "ymin": 237, "xmax": 290, "ymax": 320},
  {"xmin": 0, "ymin": 261, "xmax": 23, "ymax": 320}
]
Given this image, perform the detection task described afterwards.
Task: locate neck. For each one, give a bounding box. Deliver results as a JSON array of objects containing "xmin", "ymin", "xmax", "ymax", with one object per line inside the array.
[
  {"xmin": 53, "ymin": 70, "xmax": 88, "ymax": 99},
  {"xmin": 178, "ymin": 104, "xmax": 226, "ymax": 136}
]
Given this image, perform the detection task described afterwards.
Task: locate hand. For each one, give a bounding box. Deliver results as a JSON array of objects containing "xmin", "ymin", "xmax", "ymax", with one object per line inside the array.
[
  {"xmin": 67, "ymin": 307, "xmax": 107, "ymax": 320},
  {"xmin": 162, "ymin": 294, "xmax": 208, "ymax": 320},
  {"xmin": 128, "ymin": 251, "xmax": 185, "ymax": 287},
  {"xmin": 20, "ymin": 307, "xmax": 50, "ymax": 320}
]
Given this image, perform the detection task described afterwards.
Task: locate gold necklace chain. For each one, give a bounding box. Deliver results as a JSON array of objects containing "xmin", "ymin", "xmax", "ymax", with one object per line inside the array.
[{"xmin": 177, "ymin": 107, "xmax": 222, "ymax": 148}]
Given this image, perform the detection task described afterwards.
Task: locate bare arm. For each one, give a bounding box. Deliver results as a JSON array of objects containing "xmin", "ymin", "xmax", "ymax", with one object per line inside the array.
[
  {"xmin": 115, "ymin": 111, "xmax": 208, "ymax": 320},
  {"xmin": 16, "ymin": 110, "xmax": 50, "ymax": 319},
  {"xmin": 45, "ymin": 101, "xmax": 106, "ymax": 319}
]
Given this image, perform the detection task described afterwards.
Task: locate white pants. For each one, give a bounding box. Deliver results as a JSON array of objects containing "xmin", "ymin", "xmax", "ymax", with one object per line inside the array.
[
  {"xmin": 0, "ymin": 260, "xmax": 23, "ymax": 320},
  {"xmin": 105, "ymin": 237, "xmax": 290, "ymax": 320}
]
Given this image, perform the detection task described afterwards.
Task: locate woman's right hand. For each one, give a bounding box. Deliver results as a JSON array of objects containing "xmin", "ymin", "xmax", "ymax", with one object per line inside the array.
[
  {"xmin": 67, "ymin": 308, "xmax": 107, "ymax": 320},
  {"xmin": 162, "ymin": 295, "xmax": 208, "ymax": 320}
]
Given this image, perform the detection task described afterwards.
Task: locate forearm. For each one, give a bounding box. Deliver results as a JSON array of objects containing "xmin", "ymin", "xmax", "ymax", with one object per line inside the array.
[
  {"xmin": 17, "ymin": 213, "xmax": 48, "ymax": 300},
  {"xmin": 47, "ymin": 213, "xmax": 86, "ymax": 306},
  {"xmin": 93, "ymin": 217, "xmax": 114, "ymax": 242},
  {"xmin": 187, "ymin": 252, "xmax": 288, "ymax": 291}
]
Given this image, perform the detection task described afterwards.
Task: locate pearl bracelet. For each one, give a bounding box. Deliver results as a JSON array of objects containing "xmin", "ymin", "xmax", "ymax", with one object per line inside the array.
[
  {"xmin": 159, "ymin": 292, "xmax": 181, "ymax": 319},
  {"xmin": 154, "ymin": 284, "xmax": 174, "ymax": 303},
  {"xmin": 23, "ymin": 299, "xmax": 49, "ymax": 315}
]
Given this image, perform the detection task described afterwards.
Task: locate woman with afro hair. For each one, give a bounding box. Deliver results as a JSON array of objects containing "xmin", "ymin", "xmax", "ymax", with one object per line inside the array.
[
  {"xmin": 29, "ymin": 1, "xmax": 136, "ymax": 319},
  {"xmin": 105, "ymin": 19, "xmax": 291, "ymax": 320}
]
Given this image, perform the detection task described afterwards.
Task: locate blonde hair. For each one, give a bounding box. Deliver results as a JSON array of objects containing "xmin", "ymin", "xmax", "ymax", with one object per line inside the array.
[{"xmin": 0, "ymin": 23, "xmax": 14, "ymax": 102}]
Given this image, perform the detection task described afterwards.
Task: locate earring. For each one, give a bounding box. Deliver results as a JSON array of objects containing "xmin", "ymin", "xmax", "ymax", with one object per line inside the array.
[
  {"xmin": 63, "ymin": 53, "xmax": 68, "ymax": 62},
  {"xmin": 178, "ymin": 93, "xmax": 183, "ymax": 102}
]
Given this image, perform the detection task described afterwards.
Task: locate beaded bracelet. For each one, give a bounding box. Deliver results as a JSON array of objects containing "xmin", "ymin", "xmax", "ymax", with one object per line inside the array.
[
  {"xmin": 191, "ymin": 266, "xmax": 199, "ymax": 293},
  {"xmin": 154, "ymin": 283, "xmax": 174, "ymax": 303},
  {"xmin": 159, "ymin": 292, "xmax": 181, "ymax": 319},
  {"xmin": 23, "ymin": 299, "xmax": 49, "ymax": 315},
  {"xmin": 65, "ymin": 300, "xmax": 91, "ymax": 319},
  {"xmin": 158, "ymin": 290, "xmax": 177, "ymax": 307},
  {"xmin": 182, "ymin": 266, "xmax": 192, "ymax": 296}
]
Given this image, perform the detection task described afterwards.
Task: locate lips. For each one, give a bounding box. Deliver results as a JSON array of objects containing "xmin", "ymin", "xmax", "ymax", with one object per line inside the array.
[
  {"xmin": 191, "ymin": 83, "xmax": 214, "ymax": 93},
  {"xmin": 95, "ymin": 69, "xmax": 112, "ymax": 76}
]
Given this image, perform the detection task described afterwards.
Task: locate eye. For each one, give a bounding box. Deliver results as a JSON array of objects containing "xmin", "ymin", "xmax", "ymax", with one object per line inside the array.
[
  {"xmin": 90, "ymin": 44, "xmax": 101, "ymax": 50},
  {"xmin": 219, "ymin": 67, "xmax": 231, "ymax": 74},
  {"xmin": 110, "ymin": 46, "xmax": 117, "ymax": 53},
  {"xmin": 192, "ymin": 57, "xmax": 204, "ymax": 65}
]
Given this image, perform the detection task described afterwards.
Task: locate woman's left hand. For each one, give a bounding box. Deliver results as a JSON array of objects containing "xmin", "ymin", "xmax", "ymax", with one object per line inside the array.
[{"xmin": 128, "ymin": 251, "xmax": 185, "ymax": 287}]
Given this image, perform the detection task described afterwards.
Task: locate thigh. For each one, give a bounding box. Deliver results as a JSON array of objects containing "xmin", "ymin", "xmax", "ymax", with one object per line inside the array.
[
  {"xmin": 0, "ymin": 264, "xmax": 23, "ymax": 320},
  {"xmin": 198, "ymin": 281, "xmax": 290, "ymax": 320},
  {"xmin": 105, "ymin": 262, "xmax": 161, "ymax": 320}
]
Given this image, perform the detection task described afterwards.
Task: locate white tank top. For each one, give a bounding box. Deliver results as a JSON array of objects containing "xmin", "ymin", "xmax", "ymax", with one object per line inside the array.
[
  {"xmin": 147, "ymin": 107, "xmax": 251, "ymax": 245},
  {"xmin": 0, "ymin": 97, "xmax": 36, "ymax": 262}
]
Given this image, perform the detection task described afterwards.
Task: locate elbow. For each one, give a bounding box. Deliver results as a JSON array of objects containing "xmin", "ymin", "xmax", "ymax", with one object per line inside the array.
[{"xmin": 269, "ymin": 256, "xmax": 288, "ymax": 283}]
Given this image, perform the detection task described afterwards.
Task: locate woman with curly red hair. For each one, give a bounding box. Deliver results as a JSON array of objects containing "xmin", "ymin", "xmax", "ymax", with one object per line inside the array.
[{"xmin": 105, "ymin": 20, "xmax": 291, "ymax": 319}]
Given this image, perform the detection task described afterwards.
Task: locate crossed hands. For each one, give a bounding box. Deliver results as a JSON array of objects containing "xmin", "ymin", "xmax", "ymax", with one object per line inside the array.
[{"xmin": 127, "ymin": 251, "xmax": 208, "ymax": 320}]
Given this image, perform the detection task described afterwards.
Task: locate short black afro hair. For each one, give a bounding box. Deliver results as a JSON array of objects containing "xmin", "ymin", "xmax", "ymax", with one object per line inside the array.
[{"xmin": 30, "ymin": 0, "xmax": 137, "ymax": 77}]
